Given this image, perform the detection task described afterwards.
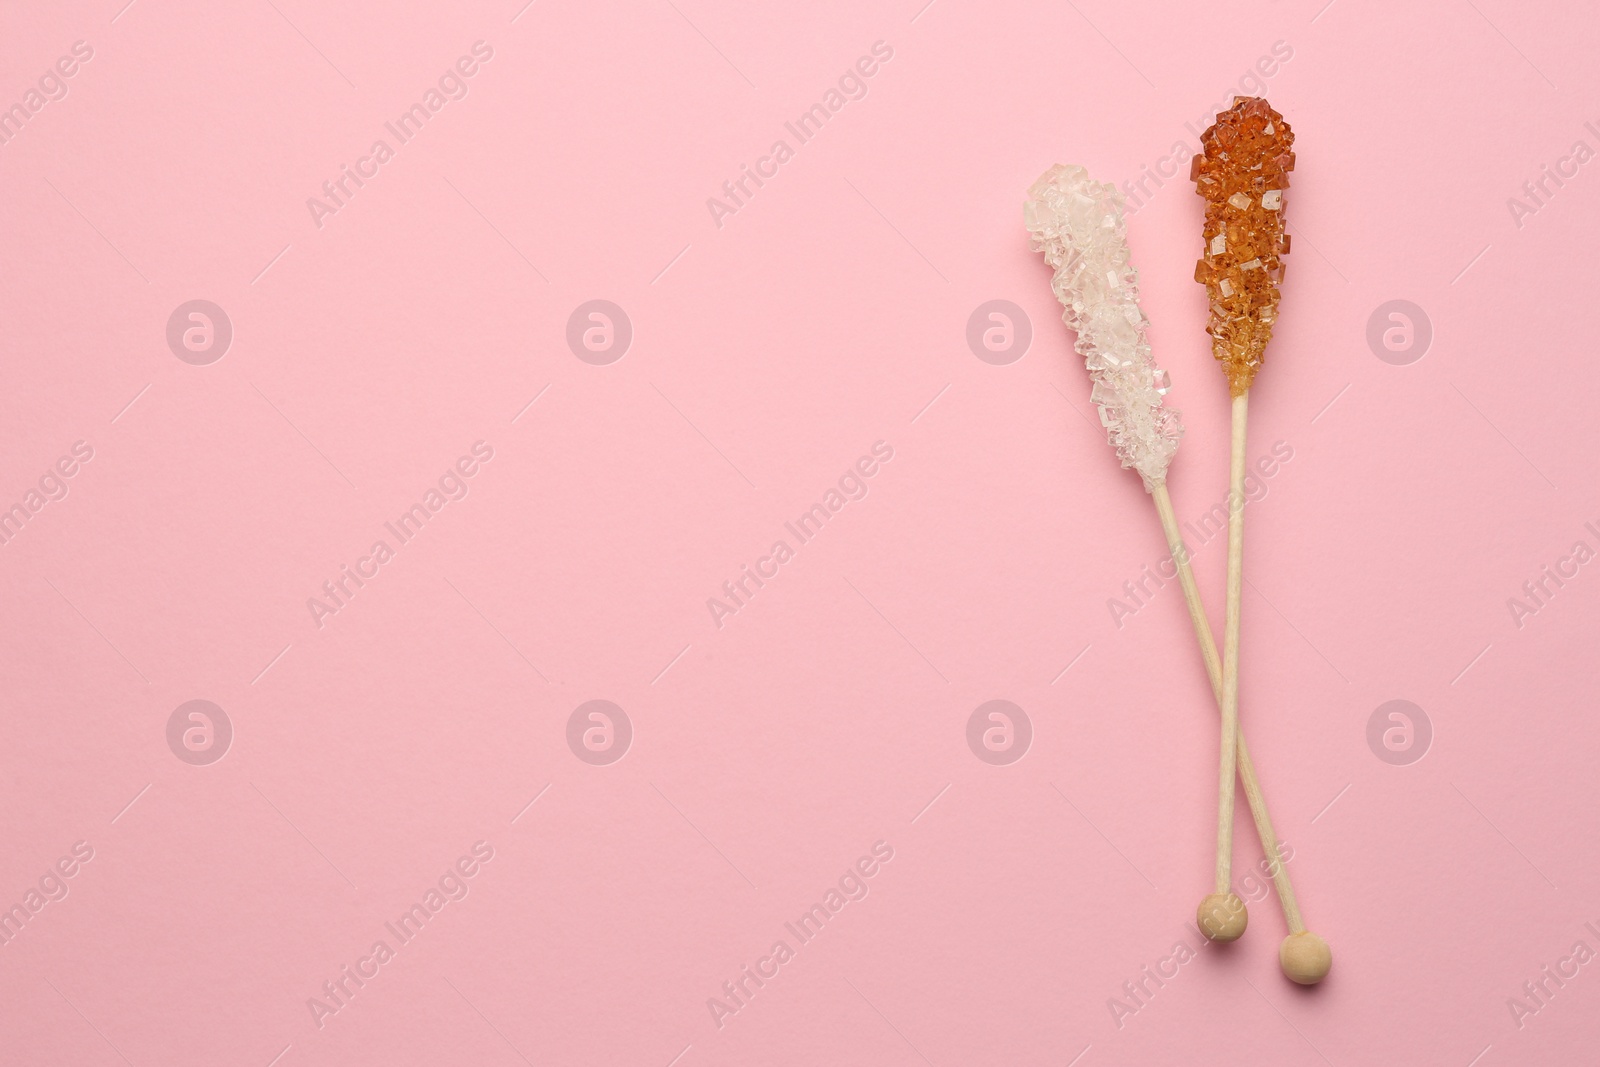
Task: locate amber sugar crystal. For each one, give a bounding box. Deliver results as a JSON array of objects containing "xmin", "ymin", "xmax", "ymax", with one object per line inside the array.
[{"xmin": 1191, "ymin": 97, "xmax": 1295, "ymax": 396}]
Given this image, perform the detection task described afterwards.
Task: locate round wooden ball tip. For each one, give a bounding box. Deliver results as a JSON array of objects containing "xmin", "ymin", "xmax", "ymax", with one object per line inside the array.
[
  {"xmin": 1196, "ymin": 893, "xmax": 1248, "ymax": 942},
  {"xmin": 1279, "ymin": 931, "xmax": 1332, "ymax": 985}
]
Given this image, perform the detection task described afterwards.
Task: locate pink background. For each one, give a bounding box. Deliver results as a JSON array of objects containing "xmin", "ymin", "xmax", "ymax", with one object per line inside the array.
[{"xmin": 2, "ymin": 0, "xmax": 1597, "ymax": 1064}]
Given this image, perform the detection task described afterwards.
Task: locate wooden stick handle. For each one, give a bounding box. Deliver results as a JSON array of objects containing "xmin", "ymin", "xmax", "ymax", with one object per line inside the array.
[
  {"xmin": 1216, "ymin": 392, "xmax": 1248, "ymax": 892},
  {"xmin": 1151, "ymin": 480, "xmax": 1305, "ymax": 934}
]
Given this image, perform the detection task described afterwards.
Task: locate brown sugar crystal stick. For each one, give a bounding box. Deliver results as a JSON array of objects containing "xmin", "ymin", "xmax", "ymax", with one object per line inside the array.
[
  {"xmin": 1191, "ymin": 97, "xmax": 1329, "ymax": 982},
  {"xmin": 1025, "ymin": 164, "xmax": 1326, "ymax": 983}
]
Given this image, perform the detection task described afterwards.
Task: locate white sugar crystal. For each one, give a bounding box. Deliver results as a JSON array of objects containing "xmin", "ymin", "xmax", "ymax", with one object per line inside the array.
[
  {"xmin": 1261, "ymin": 189, "xmax": 1282, "ymax": 210},
  {"xmin": 1228, "ymin": 192, "xmax": 1251, "ymax": 210},
  {"xmin": 1210, "ymin": 233, "xmax": 1226, "ymax": 255},
  {"xmin": 1024, "ymin": 164, "xmax": 1183, "ymax": 491}
]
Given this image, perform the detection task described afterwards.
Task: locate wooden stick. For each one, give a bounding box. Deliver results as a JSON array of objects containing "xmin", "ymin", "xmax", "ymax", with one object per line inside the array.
[
  {"xmin": 1218, "ymin": 391, "xmax": 1249, "ymax": 896},
  {"xmin": 1150, "ymin": 480, "xmax": 1302, "ymax": 934}
]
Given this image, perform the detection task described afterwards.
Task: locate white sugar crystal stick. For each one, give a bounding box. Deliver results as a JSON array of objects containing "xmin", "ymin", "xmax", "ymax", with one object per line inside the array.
[
  {"xmin": 1026, "ymin": 164, "xmax": 1305, "ymax": 953},
  {"xmin": 1024, "ymin": 165, "xmax": 1180, "ymax": 492}
]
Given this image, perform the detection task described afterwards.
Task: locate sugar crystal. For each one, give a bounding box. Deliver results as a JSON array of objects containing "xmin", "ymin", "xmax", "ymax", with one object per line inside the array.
[
  {"xmin": 1192, "ymin": 97, "xmax": 1295, "ymax": 395},
  {"xmin": 1024, "ymin": 164, "xmax": 1183, "ymax": 491}
]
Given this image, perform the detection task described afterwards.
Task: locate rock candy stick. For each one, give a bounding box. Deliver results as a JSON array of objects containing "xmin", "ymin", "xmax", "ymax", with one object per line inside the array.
[{"xmin": 1192, "ymin": 98, "xmax": 1330, "ymax": 985}]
